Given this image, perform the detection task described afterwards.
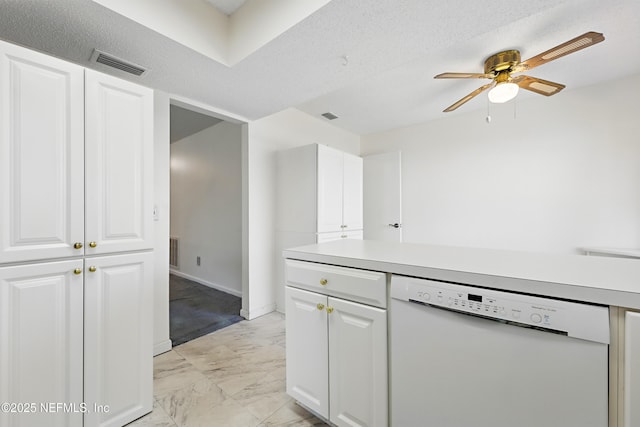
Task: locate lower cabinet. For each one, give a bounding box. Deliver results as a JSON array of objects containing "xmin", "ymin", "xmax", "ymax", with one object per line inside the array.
[
  {"xmin": 623, "ymin": 310, "xmax": 640, "ymax": 427},
  {"xmin": 0, "ymin": 252, "xmax": 153, "ymax": 427},
  {"xmin": 285, "ymin": 286, "xmax": 387, "ymax": 427},
  {"xmin": 84, "ymin": 252, "xmax": 153, "ymax": 427},
  {"xmin": 0, "ymin": 259, "xmax": 84, "ymax": 427}
]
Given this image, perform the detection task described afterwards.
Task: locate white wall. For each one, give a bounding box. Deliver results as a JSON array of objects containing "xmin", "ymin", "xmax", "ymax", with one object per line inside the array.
[
  {"xmin": 153, "ymin": 90, "xmax": 171, "ymax": 355},
  {"xmin": 243, "ymin": 108, "xmax": 360, "ymax": 318},
  {"xmin": 170, "ymin": 121, "xmax": 243, "ymax": 296},
  {"xmin": 361, "ymin": 74, "xmax": 640, "ymax": 254}
]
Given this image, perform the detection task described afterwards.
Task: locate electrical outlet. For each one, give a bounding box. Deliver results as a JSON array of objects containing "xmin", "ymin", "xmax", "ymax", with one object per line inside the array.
[{"xmin": 196, "ymin": 256, "xmax": 201, "ymax": 266}]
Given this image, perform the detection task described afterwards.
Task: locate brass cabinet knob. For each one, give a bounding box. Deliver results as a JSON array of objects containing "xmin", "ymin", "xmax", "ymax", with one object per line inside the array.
[
  {"xmin": 73, "ymin": 242, "xmax": 83, "ymax": 249},
  {"xmin": 326, "ymin": 307, "xmax": 334, "ymax": 314},
  {"xmin": 73, "ymin": 268, "xmax": 82, "ymax": 275},
  {"xmin": 317, "ymin": 303, "xmax": 325, "ymax": 311},
  {"xmin": 320, "ymin": 279, "xmax": 328, "ymax": 286},
  {"xmin": 89, "ymin": 241, "xmax": 97, "ymax": 248},
  {"xmin": 88, "ymin": 266, "xmax": 97, "ymax": 273}
]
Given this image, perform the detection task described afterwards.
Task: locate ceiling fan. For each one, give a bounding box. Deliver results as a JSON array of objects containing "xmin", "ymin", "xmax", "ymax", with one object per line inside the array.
[{"xmin": 434, "ymin": 31, "xmax": 605, "ymax": 112}]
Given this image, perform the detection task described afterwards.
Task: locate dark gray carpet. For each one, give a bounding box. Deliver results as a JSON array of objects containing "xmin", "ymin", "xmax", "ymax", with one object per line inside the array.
[{"xmin": 170, "ymin": 274, "xmax": 243, "ymax": 346}]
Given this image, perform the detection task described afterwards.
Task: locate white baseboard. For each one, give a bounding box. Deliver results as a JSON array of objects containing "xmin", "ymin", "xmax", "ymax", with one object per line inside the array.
[
  {"xmin": 169, "ymin": 270, "xmax": 242, "ymax": 297},
  {"xmin": 153, "ymin": 339, "xmax": 172, "ymax": 356},
  {"xmin": 240, "ymin": 303, "xmax": 277, "ymax": 320}
]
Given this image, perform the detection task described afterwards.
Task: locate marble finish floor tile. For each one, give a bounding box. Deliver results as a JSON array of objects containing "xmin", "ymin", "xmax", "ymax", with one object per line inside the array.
[{"xmin": 127, "ymin": 312, "xmax": 330, "ymax": 427}]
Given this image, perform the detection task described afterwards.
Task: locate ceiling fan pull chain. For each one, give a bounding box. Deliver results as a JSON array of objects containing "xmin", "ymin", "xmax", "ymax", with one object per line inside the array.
[{"xmin": 485, "ymin": 98, "xmax": 492, "ymax": 124}]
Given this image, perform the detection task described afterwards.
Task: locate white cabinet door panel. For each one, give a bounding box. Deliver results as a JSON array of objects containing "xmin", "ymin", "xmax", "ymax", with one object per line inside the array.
[
  {"xmin": 317, "ymin": 145, "xmax": 344, "ymax": 233},
  {"xmin": 84, "ymin": 252, "xmax": 153, "ymax": 427},
  {"xmin": 342, "ymin": 153, "xmax": 363, "ymax": 232},
  {"xmin": 85, "ymin": 70, "xmax": 153, "ymax": 255},
  {"xmin": 0, "ymin": 40, "xmax": 84, "ymax": 263},
  {"xmin": 285, "ymin": 286, "xmax": 329, "ymax": 418},
  {"xmin": 328, "ymin": 297, "xmax": 387, "ymax": 427},
  {"xmin": 0, "ymin": 259, "xmax": 83, "ymax": 427},
  {"xmin": 625, "ymin": 311, "xmax": 640, "ymax": 427}
]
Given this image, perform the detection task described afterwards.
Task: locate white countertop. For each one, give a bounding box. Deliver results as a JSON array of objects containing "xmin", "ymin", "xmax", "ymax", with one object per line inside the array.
[
  {"xmin": 581, "ymin": 246, "xmax": 640, "ymax": 258},
  {"xmin": 283, "ymin": 239, "xmax": 640, "ymax": 309}
]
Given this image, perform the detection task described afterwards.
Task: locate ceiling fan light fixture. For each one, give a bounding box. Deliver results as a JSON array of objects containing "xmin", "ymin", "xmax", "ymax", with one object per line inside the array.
[{"xmin": 487, "ymin": 82, "xmax": 519, "ymax": 103}]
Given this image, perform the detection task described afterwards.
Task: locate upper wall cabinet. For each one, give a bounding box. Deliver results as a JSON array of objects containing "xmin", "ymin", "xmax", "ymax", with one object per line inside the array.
[
  {"xmin": 85, "ymin": 70, "xmax": 154, "ymax": 256},
  {"xmin": 0, "ymin": 40, "xmax": 85, "ymax": 263},
  {"xmin": 277, "ymin": 144, "xmax": 363, "ymax": 240},
  {"xmin": 0, "ymin": 41, "xmax": 154, "ymax": 264}
]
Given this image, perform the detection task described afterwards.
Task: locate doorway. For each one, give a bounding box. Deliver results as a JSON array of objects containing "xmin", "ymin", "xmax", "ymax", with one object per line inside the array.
[{"xmin": 169, "ymin": 102, "xmax": 244, "ymax": 345}]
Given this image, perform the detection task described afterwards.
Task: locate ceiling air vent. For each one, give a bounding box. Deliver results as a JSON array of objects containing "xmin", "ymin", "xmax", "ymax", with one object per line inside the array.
[
  {"xmin": 90, "ymin": 49, "xmax": 147, "ymax": 76},
  {"xmin": 321, "ymin": 112, "xmax": 339, "ymax": 120}
]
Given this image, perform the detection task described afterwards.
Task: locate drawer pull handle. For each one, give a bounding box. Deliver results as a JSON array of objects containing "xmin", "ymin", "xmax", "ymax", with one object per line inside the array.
[
  {"xmin": 320, "ymin": 279, "xmax": 328, "ymax": 286},
  {"xmin": 326, "ymin": 307, "xmax": 334, "ymax": 314},
  {"xmin": 317, "ymin": 303, "xmax": 325, "ymax": 311}
]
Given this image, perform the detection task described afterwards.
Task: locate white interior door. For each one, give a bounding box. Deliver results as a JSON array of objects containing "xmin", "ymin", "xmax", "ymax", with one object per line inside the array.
[{"xmin": 363, "ymin": 152, "xmax": 402, "ymax": 242}]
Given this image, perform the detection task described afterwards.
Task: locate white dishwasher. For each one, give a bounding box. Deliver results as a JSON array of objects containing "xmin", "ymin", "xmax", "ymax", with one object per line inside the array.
[{"xmin": 390, "ymin": 275, "xmax": 609, "ymax": 427}]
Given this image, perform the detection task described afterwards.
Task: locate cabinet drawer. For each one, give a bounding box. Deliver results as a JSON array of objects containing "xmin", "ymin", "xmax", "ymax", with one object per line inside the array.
[{"xmin": 285, "ymin": 259, "xmax": 386, "ymax": 308}]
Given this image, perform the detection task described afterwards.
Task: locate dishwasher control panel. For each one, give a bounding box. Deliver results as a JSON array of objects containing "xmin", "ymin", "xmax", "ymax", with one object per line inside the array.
[
  {"xmin": 390, "ymin": 275, "xmax": 610, "ymax": 344},
  {"xmin": 409, "ymin": 281, "xmax": 561, "ymax": 329}
]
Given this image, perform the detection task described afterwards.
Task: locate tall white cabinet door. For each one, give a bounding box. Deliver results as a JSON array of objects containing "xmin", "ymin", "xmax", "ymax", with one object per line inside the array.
[
  {"xmin": 84, "ymin": 252, "xmax": 153, "ymax": 427},
  {"xmin": 317, "ymin": 145, "xmax": 344, "ymax": 233},
  {"xmin": 285, "ymin": 286, "xmax": 329, "ymax": 418},
  {"xmin": 0, "ymin": 259, "xmax": 84, "ymax": 427},
  {"xmin": 328, "ymin": 297, "xmax": 387, "ymax": 427},
  {"xmin": 0, "ymin": 40, "xmax": 85, "ymax": 264},
  {"xmin": 342, "ymin": 153, "xmax": 363, "ymax": 232},
  {"xmin": 85, "ymin": 70, "xmax": 153, "ymax": 256},
  {"xmin": 625, "ymin": 311, "xmax": 640, "ymax": 427}
]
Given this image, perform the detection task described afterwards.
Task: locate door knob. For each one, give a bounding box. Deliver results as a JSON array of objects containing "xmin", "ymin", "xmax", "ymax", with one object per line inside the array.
[
  {"xmin": 326, "ymin": 307, "xmax": 334, "ymax": 314},
  {"xmin": 388, "ymin": 223, "xmax": 401, "ymax": 229},
  {"xmin": 89, "ymin": 241, "xmax": 97, "ymax": 248},
  {"xmin": 320, "ymin": 279, "xmax": 328, "ymax": 286},
  {"xmin": 88, "ymin": 266, "xmax": 97, "ymax": 273},
  {"xmin": 73, "ymin": 268, "xmax": 82, "ymax": 275},
  {"xmin": 317, "ymin": 303, "xmax": 325, "ymax": 311},
  {"xmin": 73, "ymin": 242, "xmax": 83, "ymax": 249}
]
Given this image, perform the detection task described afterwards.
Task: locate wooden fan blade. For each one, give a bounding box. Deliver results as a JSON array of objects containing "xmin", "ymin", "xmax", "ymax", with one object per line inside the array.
[
  {"xmin": 443, "ymin": 83, "xmax": 493, "ymax": 112},
  {"xmin": 435, "ymin": 72, "xmax": 493, "ymax": 79},
  {"xmin": 512, "ymin": 75, "xmax": 565, "ymax": 96},
  {"xmin": 514, "ymin": 31, "xmax": 604, "ymax": 72}
]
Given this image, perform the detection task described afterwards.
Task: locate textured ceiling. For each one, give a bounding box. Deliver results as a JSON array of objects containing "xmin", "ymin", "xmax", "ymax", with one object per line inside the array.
[{"xmin": 0, "ymin": 0, "xmax": 638, "ymax": 135}]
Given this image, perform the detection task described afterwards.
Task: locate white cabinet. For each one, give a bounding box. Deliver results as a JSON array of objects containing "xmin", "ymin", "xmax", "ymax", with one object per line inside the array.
[
  {"xmin": 0, "ymin": 40, "xmax": 85, "ymax": 264},
  {"xmin": 328, "ymin": 297, "xmax": 387, "ymax": 427},
  {"xmin": 277, "ymin": 144, "xmax": 363, "ymax": 241},
  {"xmin": 85, "ymin": 70, "xmax": 154, "ymax": 256},
  {"xmin": 0, "ymin": 259, "xmax": 84, "ymax": 427},
  {"xmin": 285, "ymin": 261, "xmax": 387, "ymax": 427},
  {"xmin": 0, "ymin": 40, "xmax": 153, "ymax": 427},
  {"xmin": 285, "ymin": 287, "xmax": 329, "ymax": 417},
  {"xmin": 317, "ymin": 145, "xmax": 363, "ymax": 235},
  {"xmin": 84, "ymin": 252, "xmax": 153, "ymax": 427},
  {"xmin": 0, "ymin": 41, "xmax": 153, "ymax": 263},
  {"xmin": 624, "ymin": 311, "xmax": 640, "ymax": 427}
]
